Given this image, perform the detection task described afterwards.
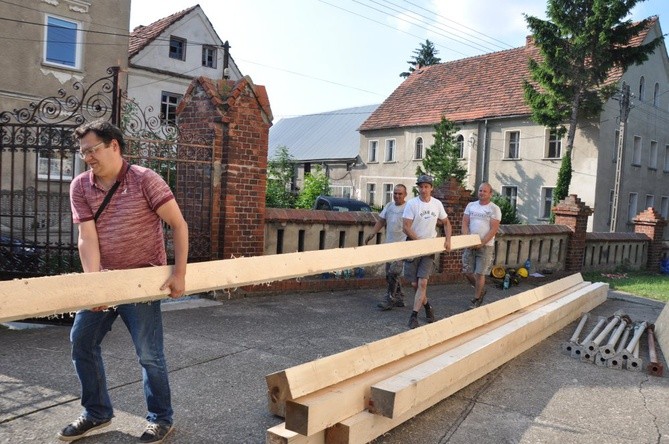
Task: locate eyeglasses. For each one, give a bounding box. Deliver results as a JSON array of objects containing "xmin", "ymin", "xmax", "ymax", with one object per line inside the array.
[{"xmin": 78, "ymin": 141, "xmax": 107, "ymax": 159}]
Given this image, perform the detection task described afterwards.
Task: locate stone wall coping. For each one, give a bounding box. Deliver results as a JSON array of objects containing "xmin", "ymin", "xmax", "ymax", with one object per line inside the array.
[
  {"xmin": 585, "ymin": 232, "xmax": 651, "ymax": 242},
  {"xmin": 497, "ymin": 224, "xmax": 572, "ymax": 235},
  {"xmin": 266, "ymin": 207, "xmax": 379, "ymax": 225}
]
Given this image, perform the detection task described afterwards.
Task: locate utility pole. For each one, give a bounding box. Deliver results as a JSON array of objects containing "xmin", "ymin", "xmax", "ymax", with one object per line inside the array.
[
  {"xmin": 610, "ymin": 82, "xmax": 630, "ymax": 233},
  {"xmin": 222, "ymin": 41, "xmax": 230, "ymax": 79}
]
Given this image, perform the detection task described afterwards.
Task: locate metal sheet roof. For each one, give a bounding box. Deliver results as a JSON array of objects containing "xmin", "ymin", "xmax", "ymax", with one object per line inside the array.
[{"xmin": 268, "ymin": 104, "xmax": 379, "ymax": 162}]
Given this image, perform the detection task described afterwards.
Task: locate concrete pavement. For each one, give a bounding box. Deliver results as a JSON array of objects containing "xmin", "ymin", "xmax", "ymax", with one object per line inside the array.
[{"xmin": 0, "ymin": 277, "xmax": 668, "ymax": 443}]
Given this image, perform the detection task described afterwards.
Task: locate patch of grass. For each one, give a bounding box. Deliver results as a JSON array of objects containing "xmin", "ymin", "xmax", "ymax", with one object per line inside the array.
[{"xmin": 582, "ymin": 271, "xmax": 669, "ymax": 302}]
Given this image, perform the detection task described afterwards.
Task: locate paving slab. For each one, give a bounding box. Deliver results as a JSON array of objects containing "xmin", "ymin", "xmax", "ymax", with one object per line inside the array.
[{"xmin": 0, "ymin": 278, "xmax": 667, "ymax": 444}]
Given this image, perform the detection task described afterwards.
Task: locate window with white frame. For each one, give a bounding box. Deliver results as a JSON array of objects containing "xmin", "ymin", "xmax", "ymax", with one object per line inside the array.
[
  {"xmin": 368, "ymin": 140, "xmax": 378, "ymax": 162},
  {"xmin": 44, "ymin": 15, "xmax": 81, "ymax": 69},
  {"xmin": 169, "ymin": 36, "xmax": 186, "ymax": 60},
  {"xmin": 38, "ymin": 150, "xmax": 75, "ymax": 180},
  {"xmin": 202, "ymin": 45, "xmax": 217, "ymax": 68},
  {"xmin": 632, "ymin": 136, "xmax": 642, "ymax": 166},
  {"xmin": 385, "ymin": 139, "xmax": 395, "ymax": 162},
  {"xmin": 456, "ymin": 134, "xmax": 465, "ymax": 158},
  {"xmin": 654, "ymin": 82, "xmax": 660, "ymax": 106},
  {"xmin": 639, "ymin": 76, "xmax": 645, "ymax": 101},
  {"xmin": 540, "ymin": 187, "xmax": 554, "ymax": 219},
  {"xmin": 645, "ymin": 194, "xmax": 655, "ymax": 210},
  {"xmin": 501, "ymin": 186, "xmax": 517, "ymax": 210},
  {"xmin": 546, "ymin": 129, "xmax": 562, "ymax": 158},
  {"xmin": 613, "ymin": 129, "xmax": 620, "ymax": 162},
  {"xmin": 627, "ymin": 192, "xmax": 638, "ymax": 222},
  {"xmin": 414, "ymin": 137, "xmax": 424, "ymax": 160},
  {"xmin": 506, "ymin": 131, "xmax": 520, "ymax": 159},
  {"xmin": 661, "ymin": 196, "xmax": 669, "ymax": 219},
  {"xmin": 383, "ymin": 183, "xmax": 394, "ymax": 205},
  {"xmin": 650, "ymin": 140, "xmax": 658, "ymax": 169},
  {"xmin": 367, "ymin": 183, "xmax": 376, "ymax": 206},
  {"xmin": 160, "ymin": 91, "xmax": 182, "ymax": 124},
  {"xmin": 330, "ymin": 185, "xmax": 352, "ymax": 198}
]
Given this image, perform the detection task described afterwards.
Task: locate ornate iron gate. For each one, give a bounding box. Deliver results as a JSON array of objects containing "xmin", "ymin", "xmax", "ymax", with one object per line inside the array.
[{"xmin": 0, "ymin": 67, "xmax": 214, "ymax": 279}]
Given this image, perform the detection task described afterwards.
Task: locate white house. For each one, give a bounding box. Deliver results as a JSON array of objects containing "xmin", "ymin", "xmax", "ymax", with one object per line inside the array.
[
  {"xmin": 357, "ymin": 18, "xmax": 669, "ymax": 237},
  {"xmin": 127, "ymin": 5, "xmax": 243, "ymax": 124}
]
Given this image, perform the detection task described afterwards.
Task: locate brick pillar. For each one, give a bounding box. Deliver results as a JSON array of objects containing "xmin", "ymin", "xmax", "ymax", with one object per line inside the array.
[
  {"xmin": 177, "ymin": 76, "xmax": 271, "ymax": 260},
  {"xmin": 633, "ymin": 208, "xmax": 667, "ymax": 272},
  {"xmin": 553, "ymin": 195, "xmax": 592, "ymax": 272},
  {"xmin": 433, "ymin": 177, "xmax": 475, "ymax": 274}
]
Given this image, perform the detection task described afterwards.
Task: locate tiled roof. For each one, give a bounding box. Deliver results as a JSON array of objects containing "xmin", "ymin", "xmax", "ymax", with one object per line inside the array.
[
  {"xmin": 129, "ymin": 5, "xmax": 199, "ymax": 58},
  {"xmin": 360, "ymin": 17, "xmax": 657, "ymax": 132},
  {"xmin": 268, "ymin": 104, "xmax": 379, "ymax": 162}
]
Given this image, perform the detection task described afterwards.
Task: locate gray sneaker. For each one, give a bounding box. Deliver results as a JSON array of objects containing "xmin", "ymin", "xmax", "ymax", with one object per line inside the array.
[
  {"xmin": 139, "ymin": 423, "xmax": 173, "ymax": 443},
  {"xmin": 58, "ymin": 415, "xmax": 111, "ymax": 441}
]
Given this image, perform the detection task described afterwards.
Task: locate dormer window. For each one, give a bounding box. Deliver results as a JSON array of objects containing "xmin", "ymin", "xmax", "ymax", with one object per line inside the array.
[{"xmin": 169, "ymin": 36, "xmax": 186, "ymax": 61}]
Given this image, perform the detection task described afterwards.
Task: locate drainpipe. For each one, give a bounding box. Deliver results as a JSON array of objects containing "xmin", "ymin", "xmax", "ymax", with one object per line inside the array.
[{"xmin": 480, "ymin": 119, "xmax": 489, "ymax": 183}]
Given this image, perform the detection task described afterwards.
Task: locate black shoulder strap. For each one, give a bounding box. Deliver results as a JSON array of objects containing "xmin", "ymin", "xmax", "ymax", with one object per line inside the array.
[{"xmin": 94, "ymin": 164, "xmax": 130, "ymax": 222}]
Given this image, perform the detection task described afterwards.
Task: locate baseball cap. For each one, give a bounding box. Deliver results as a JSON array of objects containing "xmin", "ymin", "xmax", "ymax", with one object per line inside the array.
[{"xmin": 416, "ymin": 174, "xmax": 433, "ymax": 185}]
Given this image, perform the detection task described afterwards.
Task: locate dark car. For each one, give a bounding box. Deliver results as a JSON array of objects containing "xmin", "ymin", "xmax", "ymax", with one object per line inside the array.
[
  {"xmin": 313, "ymin": 195, "xmax": 372, "ymax": 212},
  {"xmin": 0, "ymin": 234, "xmax": 42, "ymax": 275}
]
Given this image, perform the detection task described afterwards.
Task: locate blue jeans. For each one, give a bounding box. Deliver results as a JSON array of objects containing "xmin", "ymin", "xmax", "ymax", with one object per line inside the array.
[{"xmin": 70, "ymin": 301, "xmax": 173, "ymax": 425}]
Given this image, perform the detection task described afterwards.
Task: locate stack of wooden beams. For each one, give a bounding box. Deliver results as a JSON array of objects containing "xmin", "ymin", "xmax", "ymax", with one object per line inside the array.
[{"xmin": 266, "ymin": 273, "xmax": 609, "ymax": 444}]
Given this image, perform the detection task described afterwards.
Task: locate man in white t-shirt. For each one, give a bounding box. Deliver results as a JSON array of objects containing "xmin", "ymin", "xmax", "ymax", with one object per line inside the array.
[
  {"xmin": 402, "ymin": 175, "xmax": 451, "ymax": 329},
  {"xmin": 462, "ymin": 182, "xmax": 502, "ymax": 307},
  {"xmin": 365, "ymin": 184, "xmax": 408, "ymax": 310}
]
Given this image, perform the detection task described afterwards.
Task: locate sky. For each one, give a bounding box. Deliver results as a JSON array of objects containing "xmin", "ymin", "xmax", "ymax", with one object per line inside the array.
[{"xmin": 129, "ymin": 0, "xmax": 669, "ymax": 122}]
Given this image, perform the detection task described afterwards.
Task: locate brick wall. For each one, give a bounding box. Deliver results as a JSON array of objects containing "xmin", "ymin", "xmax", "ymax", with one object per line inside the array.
[
  {"xmin": 553, "ymin": 195, "xmax": 593, "ymax": 272},
  {"xmin": 633, "ymin": 207, "xmax": 667, "ymax": 271},
  {"xmin": 176, "ymin": 76, "xmax": 270, "ymax": 260},
  {"xmin": 433, "ymin": 177, "xmax": 475, "ymax": 274}
]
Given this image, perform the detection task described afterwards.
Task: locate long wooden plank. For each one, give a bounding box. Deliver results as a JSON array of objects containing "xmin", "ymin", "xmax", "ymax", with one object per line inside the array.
[
  {"xmin": 282, "ymin": 281, "xmax": 591, "ymax": 436},
  {"xmin": 0, "ymin": 235, "xmax": 480, "ymax": 323},
  {"xmin": 267, "ymin": 273, "xmax": 585, "ymax": 417},
  {"xmin": 369, "ymin": 283, "xmax": 610, "ymax": 418},
  {"xmin": 654, "ymin": 301, "xmax": 669, "ymax": 360},
  {"xmin": 327, "ymin": 283, "xmax": 608, "ymax": 444}
]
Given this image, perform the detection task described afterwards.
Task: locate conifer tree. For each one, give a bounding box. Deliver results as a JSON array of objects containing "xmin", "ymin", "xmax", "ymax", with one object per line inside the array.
[
  {"xmin": 400, "ymin": 39, "xmax": 441, "ymax": 78},
  {"xmin": 523, "ymin": 0, "xmax": 661, "ymax": 221},
  {"xmin": 417, "ymin": 116, "xmax": 467, "ymax": 188}
]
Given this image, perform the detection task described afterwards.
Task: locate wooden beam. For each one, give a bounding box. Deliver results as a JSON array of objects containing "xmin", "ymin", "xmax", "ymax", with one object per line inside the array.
[
  {"xmin": 267, "ymin": 273, "xmax": 585, "ymax": 417},
  {"xmin": 282, "ymin": 281, "xmax": 592, "ymax": 436},
  {"xmin": 266, "ymin": 423, "xmax": 324, "ymax": 444},
  {"xmin": 0, "ymin": 235, "xmax": 480, "ymax": 323},
  {"xmin": 369, "ymin": 283, "xmax": 609, "ymax": 418},
  {"xmin": 654, "ymin": 301, "xmax": 669, "ymax": 360},
  {"xmin": 326, "ymin": 283, "xmax": 608, "ymax": 444}
]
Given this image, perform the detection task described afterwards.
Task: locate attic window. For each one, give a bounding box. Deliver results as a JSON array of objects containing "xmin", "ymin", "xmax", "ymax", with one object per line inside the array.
[
  {"xmin": 169, "ymin": 36, "xmax": 186, "ymax": 61},
  {"xmin": 202, "ymin": 45, "xmax": 216, "ymax": 68}
]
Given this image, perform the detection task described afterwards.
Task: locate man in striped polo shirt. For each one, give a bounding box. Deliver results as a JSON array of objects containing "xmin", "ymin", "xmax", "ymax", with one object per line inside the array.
[{"xmin": 59, "ymin": 120, "xmax": 188, "ymax": 444}]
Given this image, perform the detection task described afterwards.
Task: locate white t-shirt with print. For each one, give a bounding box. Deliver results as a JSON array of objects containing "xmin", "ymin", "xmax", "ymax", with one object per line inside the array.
[
  {"xmin": 402, "ymin": 196, "xmax": 447, "ymax": 239},
  {"xmin": 464, "ymin": 200, "xmax": 502, "ymax": 246}
]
